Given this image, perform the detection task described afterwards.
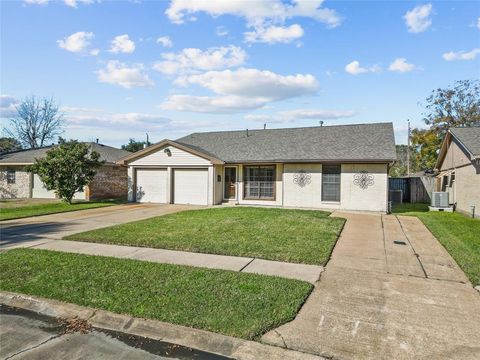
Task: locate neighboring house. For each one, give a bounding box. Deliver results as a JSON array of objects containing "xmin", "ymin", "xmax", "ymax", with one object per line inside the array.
[
  {"xmin": 435, "ymin": 127, "xmax": 480, "ymax": 217},
  {"xmin": 0, "ymin": 142, "xmax": 130, "ymax": 200},
  {"xmin": 118, "ymin": 123, "xmax": 396, "ymax": 212}
]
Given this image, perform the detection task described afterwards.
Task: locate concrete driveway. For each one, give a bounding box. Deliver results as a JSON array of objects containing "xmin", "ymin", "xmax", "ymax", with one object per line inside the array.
[
  {"xmin": 0, "ymin": 204, "xmax": 200, "ymax": 250},
  {"xmin": 262, "ymin": 212, "xmax": 480, "ymax": 359}
]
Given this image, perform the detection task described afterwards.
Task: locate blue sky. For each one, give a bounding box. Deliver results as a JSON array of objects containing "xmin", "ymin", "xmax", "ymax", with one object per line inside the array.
[{"xmin": 1, "ymin": 0, "xmax": 479, "ymax": 147}]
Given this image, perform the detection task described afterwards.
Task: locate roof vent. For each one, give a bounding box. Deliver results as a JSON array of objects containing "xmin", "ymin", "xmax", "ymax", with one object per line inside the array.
[{"xmin": 246, "ymin": 129, "xmax": 249, "ymax": 137}]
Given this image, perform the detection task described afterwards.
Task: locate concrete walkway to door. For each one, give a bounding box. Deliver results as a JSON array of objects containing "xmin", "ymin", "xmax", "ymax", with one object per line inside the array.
[{"xmin": 262, "ymin": 212, "xmax": 480, "ymax": 360}]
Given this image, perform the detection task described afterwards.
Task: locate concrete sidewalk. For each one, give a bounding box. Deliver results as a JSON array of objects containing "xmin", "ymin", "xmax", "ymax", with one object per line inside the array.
[
  {"xmin": 1, "ymin": 203, "xmax": 322, "ymax": 283},
  {"xmin": 262, "ymin": 212, "xmax": 480, "ymax": 359},
  {"xmin": 7, "ymin": 239, "xmax": 323, "ymax": 283}
]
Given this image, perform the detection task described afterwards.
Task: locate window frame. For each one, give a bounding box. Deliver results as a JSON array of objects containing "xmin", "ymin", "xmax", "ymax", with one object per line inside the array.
[
  {"xmin": 243, "ymin": 165, "xmax": 276, "ymax": 201},
  {"xmin": 6, "ymin": 168, "xmax": 16, "ymax": 185},
  {"xmin": 321, "ymin": 164, "xmax": 341, "ymax": 202}
]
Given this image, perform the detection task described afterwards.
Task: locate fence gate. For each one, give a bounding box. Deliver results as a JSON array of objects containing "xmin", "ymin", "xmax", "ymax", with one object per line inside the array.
[
  {"xmin": 389, "ymin": 178, "xmax": 410, "ymax": 203},
  {"xmin": 389, "ymin": 177, "xmax": 433, "ymax": 204}
]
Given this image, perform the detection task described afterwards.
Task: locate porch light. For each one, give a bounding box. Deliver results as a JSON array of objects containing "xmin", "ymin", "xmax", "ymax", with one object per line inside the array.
[{"xmin": 164, "ymin": 148, "xmax": 172, "ymax": 157}]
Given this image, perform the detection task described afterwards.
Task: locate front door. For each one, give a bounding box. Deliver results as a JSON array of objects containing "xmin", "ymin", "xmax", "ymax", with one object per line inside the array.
[{"xmin": 224, "ymin": 167, "xmax": 236, "ymax": 199}]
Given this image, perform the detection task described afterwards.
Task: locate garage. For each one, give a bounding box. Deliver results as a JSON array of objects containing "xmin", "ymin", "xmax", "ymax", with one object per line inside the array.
[
  {"xmin": 135, "ymin": 168, "xmax": 168, "ymax": 203},
  {"xmin": 32, "ymin": 174, "xmax": 86, "ymax": 200},
  {"xmin": 173, "ymin": 168, "xmax": 208, "ymax": 205},
  {"xmin": 32, "ymin": 174, "xmax": 56, "ymax": 199}
]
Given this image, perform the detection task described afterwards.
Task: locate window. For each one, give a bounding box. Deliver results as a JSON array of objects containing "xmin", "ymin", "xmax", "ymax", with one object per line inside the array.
[
  {"xmin": 449, "ymin": 172, "xmax": 455, "ymax": 187},
  {"xmin": 322, "ymin": 165, "xmax": 341, "ymax": 202},
  {"xmin": 244, "ymin": 165, "xmax": 275, "ymax": 200},
  {"xmin": 441, "ymin": 175, "xmax": 448, "ymax": 191},
  {"xmin": 6, "ymin": 168, "xmax": 15, "ymax": 184}
]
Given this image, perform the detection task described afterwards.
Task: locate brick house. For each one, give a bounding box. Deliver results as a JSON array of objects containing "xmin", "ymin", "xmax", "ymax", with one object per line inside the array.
[{"xmin": 0, "ymin": 142, "xmax": 130, "ymax": 200}]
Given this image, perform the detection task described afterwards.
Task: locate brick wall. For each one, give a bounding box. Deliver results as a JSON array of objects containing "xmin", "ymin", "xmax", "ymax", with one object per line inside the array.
[
  {"xmin": 0, "ymin": 166, "xmax": 31, "ymax": 199},
  {"xmin": 88, "ymin": 165, "xmax": 128, "ymax": 200}
]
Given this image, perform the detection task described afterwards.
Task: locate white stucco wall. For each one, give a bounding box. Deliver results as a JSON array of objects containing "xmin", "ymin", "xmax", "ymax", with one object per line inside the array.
[
  {"xmin": 340, "ymin": 163, "xmax": 388, "ymax": 212},
  {"xmin": 283, "ymin": 163, "xmax": 388, "ymax": 212},
  {"xmin": 283, "ymin": 164, "xmax": 322, "ymax": 208}
]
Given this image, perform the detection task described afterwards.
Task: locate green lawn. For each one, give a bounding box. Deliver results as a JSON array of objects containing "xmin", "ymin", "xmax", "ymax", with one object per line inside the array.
[
  {"xmin": 392, "ymin": 203, "xmax": 480, "ymax": 286},
  {"xmin": 65, "ymin": 207, "xmax": 345, "ymax": 265},
  {"xmin": 0, "ymin": 200, "xmax": 118, "ymax": 221},
  {"xmin": 0, "ymin": 249, "xmax": 313, "ymax": 339}
]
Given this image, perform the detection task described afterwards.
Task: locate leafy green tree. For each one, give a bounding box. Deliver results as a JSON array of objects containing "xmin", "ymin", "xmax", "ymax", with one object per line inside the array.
[
  {"xmin": 0, "ymin": 137, "xmax": 22, "ymax": 153},
  {"xmin": 121, "ymin": 138, "xmax": 147, "ymax": 152},
  {"xmin": 389, "ymin": 144, "xmax": 419, "ymax": 177},
  {"xmin": 28, "ymin": 141, "xmax": 102, "ymax": 204},
  {"xmin": 412, "ymin": 80, "xmax": 480, "ymax": 170}
]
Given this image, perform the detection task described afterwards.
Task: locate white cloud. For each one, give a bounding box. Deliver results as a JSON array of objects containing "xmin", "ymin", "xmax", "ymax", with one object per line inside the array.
[
  {"xmin": 109, "ymin": 34, "xmax": 135, "ymax": 54},
  {"xmin": 23, "ymin": 0, "xmax": 49, "ymax": 4},
  {"xmin": 161, "ymin": 68, "xmax": 318, "ymax": 113},
  {"xmin": 244, "ymin": 24, "xmax": 304, "ymax": 44},
  {"xmin": 153, "ymin": 45, "xmax": 247, "ymax": 75},
  {"xmin": 97, "ymin": 61, "xmax": 154, "ymax": 89},
  {"xmin": 442, "ymin": 48, "xmax": 480, "ymax": 61},
  {"xmin": 388, "ymin": 58, "xmax": 416, "ymax": 72},
  {"xmin": 57, "ymin": 31, "xmax": 94, "ymax": 53},
  {"xmin": 166, "ymin": 0, "xmax": 341, "ymax": 44},
  {"xmin": 345, "ymin": 60, "xmax": 380, "ymax": 75},
  {"xmin": 0, "ymin": 95, "xmax": 20, "ymax": 117},
  {"xmin": 404, "ymin": 4, "xmax": 433, "ymax": 33},
  {"xmin": 176, "ymin": 68, "xmax": 318, "ymax": 100},
  {"xmin": 156, "ymin": 36, "xmax": 173, "ymax": 48},
  {"xmin": 64, "ymin": 0, "xmax": 93, "ymax": 8},
  {"xmin": 216, "ymin": 26, "xmax": 228, "ymax": 37},
  {"xmin": 166, "ymin": 0, "xmax": 342, "ymax": 27},
  {"xmin": 245, "ymin": 109, "xmax": 357, "ymax": 123},
  {"xmin": 160, "ymin": 95, "xmax": 266, "ymax": 113},
  {"xmin": 62, "ymin": 106, "xmax": 169, "ymax": 127},
  {"xmin": 89, "ymin": 48, "xmax": 100, "ymax": 56},
  {"xmin": 25, "ymin": 0, "xmax": 96, "ymax": 6}
]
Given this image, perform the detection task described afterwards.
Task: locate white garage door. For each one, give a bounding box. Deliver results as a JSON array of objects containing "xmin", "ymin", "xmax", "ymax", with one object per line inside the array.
[
  {"xmin": 135, "ymin": 169, "xmax": 168, "ymax": 203},
  {"xmin": 173, "ymin": 169, "xmax": 208, "ymax": 205},
  {"xmin": 33, "ymin": 174, "xmax": 86, "ymax": 200},
  {"xmin": 32, "ymin": 174, "xmax": 56, "ymax": 199}
]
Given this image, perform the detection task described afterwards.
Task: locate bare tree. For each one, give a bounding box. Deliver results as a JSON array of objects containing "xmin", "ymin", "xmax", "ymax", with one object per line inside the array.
[{"xmin": 5, "ymin": 96, "xmax": 64, "ymax": 148}]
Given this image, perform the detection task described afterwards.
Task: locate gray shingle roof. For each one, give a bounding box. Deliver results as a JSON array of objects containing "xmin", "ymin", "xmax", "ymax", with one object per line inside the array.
[
  {"xmin": 176, "ymin": 122, "xmax": 396, "ymax": 163},
  {"xmin": 450, "ymin": 127, "xmax": 480, "ymax": 157},
  {"xmin": 0, "ymin": 142, "xmax": 130, "ymax": 165}
]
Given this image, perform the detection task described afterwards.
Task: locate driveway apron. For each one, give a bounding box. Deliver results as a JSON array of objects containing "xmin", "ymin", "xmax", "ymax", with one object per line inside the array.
[{"xmin": 262, "ymin": 212, "xmax": 480, "ymax": 360}]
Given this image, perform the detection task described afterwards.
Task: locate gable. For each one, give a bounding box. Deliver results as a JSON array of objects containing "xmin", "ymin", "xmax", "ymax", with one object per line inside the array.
[
  {"xmin": 439, "ymin": 137, "xmax": 473, "ymax": 171},
  {"xmin": 128, "ymin": 144, "xmax": 212, "ymax": 166}
]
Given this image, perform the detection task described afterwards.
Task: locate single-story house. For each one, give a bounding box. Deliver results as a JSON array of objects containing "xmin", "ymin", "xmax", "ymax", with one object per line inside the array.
[
  {"xmin": 435, "ymin": 127, "xmax": 480, "ymax": 217},
  {"xmin": 0, "ymin": 142, "xmax": 130, "ymax": 200},
  {"xmin": 118, "ymin": 122, "xmax": 396, "ymax": 212}
]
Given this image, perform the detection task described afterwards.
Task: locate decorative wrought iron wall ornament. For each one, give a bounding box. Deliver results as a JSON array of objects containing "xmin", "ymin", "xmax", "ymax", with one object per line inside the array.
[
  {"xmin": 293, "ymin": 170, "xmax": 312, "ymax": 187},
  {"xmin": 353, "ymin": 170, "xmax": 374, "ymax": 189}
]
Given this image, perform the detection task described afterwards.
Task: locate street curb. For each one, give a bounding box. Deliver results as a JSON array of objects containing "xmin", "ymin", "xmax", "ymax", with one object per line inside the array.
[{"xmin": 0, "ymin": 291, "xmax": 325, "ymax": 360}]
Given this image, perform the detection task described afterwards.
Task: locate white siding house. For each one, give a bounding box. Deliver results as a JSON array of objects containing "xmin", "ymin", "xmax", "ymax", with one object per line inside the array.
[{"xmin": 119, "ymin": 123, "xmax": 396, "ymax": 212}]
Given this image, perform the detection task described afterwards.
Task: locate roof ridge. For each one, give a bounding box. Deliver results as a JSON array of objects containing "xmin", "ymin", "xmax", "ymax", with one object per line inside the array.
[{"xmin": 179, "ymin": 122, "xmax": 393, "ymax": 138}]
